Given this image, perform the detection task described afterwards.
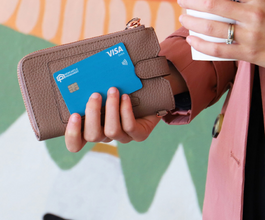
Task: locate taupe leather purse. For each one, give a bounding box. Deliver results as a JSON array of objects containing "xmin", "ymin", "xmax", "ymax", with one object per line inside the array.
[{"xmin": 17, "ymin": 18, "xmax": 175, "ymax": 141}]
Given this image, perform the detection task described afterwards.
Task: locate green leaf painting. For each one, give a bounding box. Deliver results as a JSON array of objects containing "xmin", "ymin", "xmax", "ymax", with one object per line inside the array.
[
  {"xmin": 45, "ymin": 136, "xmax": 96, "ymax": 170},
  {"xmin": 0, "ymin": 24, "xmax": 226, "ymax": 214},
  {"xmin": 45, "ymin": 94, "xmax": 226, "ymax": 212},
  {"xmin": 118, "ymin": 95, "xmax": 225, "ymax": 212}
]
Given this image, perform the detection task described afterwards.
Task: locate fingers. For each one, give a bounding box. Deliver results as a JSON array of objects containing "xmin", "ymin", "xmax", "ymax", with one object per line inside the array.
[
  {"xmin": 186, "ymin": 35, "xmax": 245, "ymax": 60},
  {"xmin": 104, "ymin": 88, "xmax": 132, "ymax": 143},
  {"xmin": 65, "ymin": 113, "xmax": 86, "ymax": 152},
  {"xmin": 119, "ymin": 94, "xmax": 139, "ymax": 140},
  {"xmin": 120, "ymin": 94, "xmax": 161, "ymax": 142},
  {"xmin": 180, "ymin": 14, "xmax": 244, "ymax": 43},
  {"xmin": 66, "ymin": 87, "xmax": 158, "ymax": 151},
  {"xmin": 178, "ymin": 0, "xmax": 249, "ymax": 22},
  {"xmin": 84, "ymin": 92, "xmax": 110, "ymax": 142}
]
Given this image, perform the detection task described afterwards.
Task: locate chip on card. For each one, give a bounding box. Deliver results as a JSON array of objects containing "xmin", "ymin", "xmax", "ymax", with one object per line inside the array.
[{"xmin": 53, "ymin": 42, "xmax": 142, "ymax": 116}]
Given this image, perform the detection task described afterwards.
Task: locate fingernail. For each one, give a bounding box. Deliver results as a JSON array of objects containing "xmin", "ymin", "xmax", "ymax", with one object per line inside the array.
[
  {"xmin": 179, "ymin": 15, "xmax": 183, "ymax": 24},
  {"xmin": 108, "ymin": 87, "xmax": 116, "ymax": 94},
  {"xmin": 71, "ymin": 114, "xmax": 80, "ymax": 123},
  {"xmin": 122, "ymin": 94, "xmax": 128, "ymax": 100},
  {"xmin": 186, "ymin": 36, "xmax": 191, "ymax": 45},
  {"xmin": 90, "ymin": 93, "xmax": 100, "ymax": 99}
]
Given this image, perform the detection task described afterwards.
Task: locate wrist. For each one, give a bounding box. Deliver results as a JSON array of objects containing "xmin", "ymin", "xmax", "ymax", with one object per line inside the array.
[{"xmin": 164, "ymin": 61, "xmax": 188, "ymax": 95}]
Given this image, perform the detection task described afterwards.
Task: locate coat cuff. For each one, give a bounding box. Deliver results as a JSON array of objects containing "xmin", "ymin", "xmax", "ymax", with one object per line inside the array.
[{"xmin": 159, "ymin": 27, "xmax": 237, "ymax": 125}]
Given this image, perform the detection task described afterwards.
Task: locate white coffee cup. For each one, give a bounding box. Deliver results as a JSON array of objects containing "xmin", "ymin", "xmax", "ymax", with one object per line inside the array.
[{"xmin": 186, "ymin": 9, "xmax": 236, "ymax": 61}]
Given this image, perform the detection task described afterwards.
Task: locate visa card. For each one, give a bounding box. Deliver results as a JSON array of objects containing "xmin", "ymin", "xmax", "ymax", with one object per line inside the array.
[{"xmin": 53, "ymin": 42, "xmax": 142, "ymax": 116}]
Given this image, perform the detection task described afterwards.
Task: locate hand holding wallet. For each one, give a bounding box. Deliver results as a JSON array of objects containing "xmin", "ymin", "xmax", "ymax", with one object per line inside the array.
[{"xmin": 17, "ymin": 18, "xmax": 175, "ymax": 141}]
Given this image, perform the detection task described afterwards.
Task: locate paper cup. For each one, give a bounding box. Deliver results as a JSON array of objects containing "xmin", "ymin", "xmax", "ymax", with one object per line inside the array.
[{"xmin": 186, "ymin": 9, "xmax": 236, "ymax": 61}]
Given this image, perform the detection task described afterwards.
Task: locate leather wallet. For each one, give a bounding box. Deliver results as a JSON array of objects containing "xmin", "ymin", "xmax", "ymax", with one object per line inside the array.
[{"xmin": 17, "ymin": 18, "xmax": 175, "ymax": 141}]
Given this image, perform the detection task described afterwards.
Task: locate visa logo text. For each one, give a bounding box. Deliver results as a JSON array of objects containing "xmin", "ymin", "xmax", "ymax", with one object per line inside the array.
[{"xmin": 106, "ymin": 46, "xmax": 124, "ymax": 57}]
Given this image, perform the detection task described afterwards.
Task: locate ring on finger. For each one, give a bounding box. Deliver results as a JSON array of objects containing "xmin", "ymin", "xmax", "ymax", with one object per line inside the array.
[{"xmin": 226, "ymin": 23, "xmax": 235, "ymax": 45}]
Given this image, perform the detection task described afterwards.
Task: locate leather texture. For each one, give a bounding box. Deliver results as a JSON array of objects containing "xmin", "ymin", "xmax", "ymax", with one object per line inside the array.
[{"xmin": 17, "ymin": 25, "xmax": 175, "ymax": 141}]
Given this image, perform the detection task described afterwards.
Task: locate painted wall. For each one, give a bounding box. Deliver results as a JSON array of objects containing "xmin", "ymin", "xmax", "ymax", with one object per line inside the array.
[{"xmin": 0, "ymin": 0, "xmax": 225, "ymax": 219}]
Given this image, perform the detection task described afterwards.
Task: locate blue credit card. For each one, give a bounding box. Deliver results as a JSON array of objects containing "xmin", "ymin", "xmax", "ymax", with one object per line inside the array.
[{"xmin": 53, "ymin": 42, "xmax": 142, "ymax": 116}]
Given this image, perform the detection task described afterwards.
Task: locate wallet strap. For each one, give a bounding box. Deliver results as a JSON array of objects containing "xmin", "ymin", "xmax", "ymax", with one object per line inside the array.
[{"xmin": 135, "ymin": 57, "xmax": 170, "ymax": 79}]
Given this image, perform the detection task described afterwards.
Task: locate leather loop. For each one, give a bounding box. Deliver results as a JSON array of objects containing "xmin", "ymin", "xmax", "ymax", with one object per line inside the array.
[{"xmin": 135, "ymin": 56, "xmax": 170, "ymax": 79}]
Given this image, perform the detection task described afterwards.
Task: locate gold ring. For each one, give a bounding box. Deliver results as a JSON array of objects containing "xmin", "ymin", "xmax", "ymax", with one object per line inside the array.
[{"xmin": 226, "ymin": 23, "xmax": 235, "ymax": 45}]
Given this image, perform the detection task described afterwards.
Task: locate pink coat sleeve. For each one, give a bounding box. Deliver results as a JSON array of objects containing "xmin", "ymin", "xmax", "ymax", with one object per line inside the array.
[{"xmin": 159, "ymin": 27, "xmax": 237, "ymax": 125}]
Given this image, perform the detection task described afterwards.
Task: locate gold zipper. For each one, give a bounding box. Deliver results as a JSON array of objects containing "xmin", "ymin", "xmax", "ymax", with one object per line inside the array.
[{"xmin": 125, "ymin": 17, "xmax": 141, "ymax": 30}]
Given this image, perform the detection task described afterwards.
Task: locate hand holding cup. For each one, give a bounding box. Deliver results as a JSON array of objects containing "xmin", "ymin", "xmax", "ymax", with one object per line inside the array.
[{"xmin": 178, "ymin": 0, "xmax": 265, "ymax": 67}]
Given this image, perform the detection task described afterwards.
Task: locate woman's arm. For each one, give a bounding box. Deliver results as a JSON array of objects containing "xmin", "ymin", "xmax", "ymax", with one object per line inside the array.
[{"xmin": 160, "ymin": 27, "xmax": 237, "ymax": 125}]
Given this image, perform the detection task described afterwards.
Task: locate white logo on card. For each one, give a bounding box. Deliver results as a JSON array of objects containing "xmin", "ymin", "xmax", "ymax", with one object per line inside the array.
[
  {"xmin": 56, "ymin": 68, "xmax": 79, "ymax": 82},
  {"xmin": 106, "ymin": 46, "xmax": 124, "ymax": 57},
  {"xmin": 56, "ymin": 74, "xmax": 66, "ymax": 82},
  {"xmin": 122, "ymin": 59, "xmax": 128, "ymax": 65}
]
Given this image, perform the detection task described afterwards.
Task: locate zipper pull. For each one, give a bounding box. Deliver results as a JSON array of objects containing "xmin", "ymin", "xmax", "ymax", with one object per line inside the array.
[{"xmin": 125, "ymin": 18, "xmax": 141, "ymax": 30}]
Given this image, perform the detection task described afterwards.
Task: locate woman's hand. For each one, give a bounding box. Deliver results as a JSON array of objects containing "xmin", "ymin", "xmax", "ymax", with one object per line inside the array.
[
  {"xmin": 178, "ymin": 0, "xmax": 265, "ymax": 68},
  {"xmin": 65, "ymin": 87, "xmax": 160, "ymax": 152}
]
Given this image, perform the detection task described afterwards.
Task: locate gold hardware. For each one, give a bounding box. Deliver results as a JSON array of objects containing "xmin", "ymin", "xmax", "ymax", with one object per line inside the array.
[
  {"xmin": 212, "ymin": 114, "xmax": 224, "ymax": 138},
  {"xmin": 156, "ymin": 110, "xmax": 168, "ymax": 117},
  {"xmin": 125, "ymin": 18, "xmax": 141, "ymax": 30}
]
